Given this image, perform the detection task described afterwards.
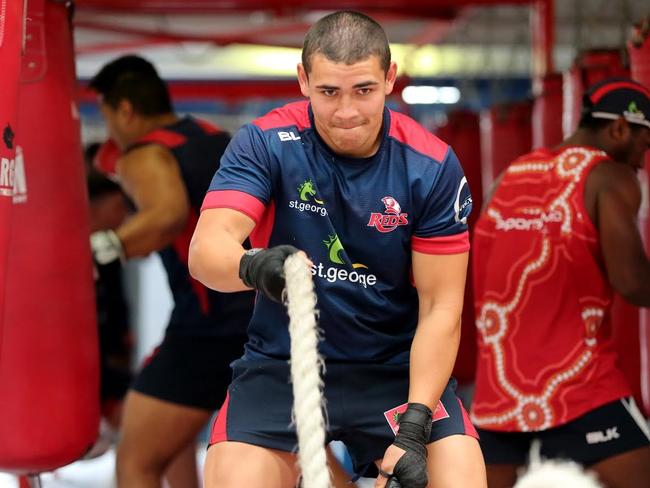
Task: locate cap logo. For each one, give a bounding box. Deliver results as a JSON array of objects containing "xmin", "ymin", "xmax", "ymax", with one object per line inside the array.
[{"xmin": 624, "ymin": 100, "xmax": 647, "ymax": 125}]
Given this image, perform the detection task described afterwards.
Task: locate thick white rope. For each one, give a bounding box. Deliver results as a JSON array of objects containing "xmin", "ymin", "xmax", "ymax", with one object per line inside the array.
[
  {"xmin": 284, "ymin": 254, "xmax": 330, "ymax": 488},
  {"xmin": 514, "ymin": 440, "xmax": 603, "ymax": 488}
]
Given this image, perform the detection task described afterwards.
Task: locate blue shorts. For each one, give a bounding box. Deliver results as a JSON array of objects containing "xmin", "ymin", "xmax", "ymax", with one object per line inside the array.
[{"xmin": 209, "ymin": 358, "xmax": 478, "ymax": 472}]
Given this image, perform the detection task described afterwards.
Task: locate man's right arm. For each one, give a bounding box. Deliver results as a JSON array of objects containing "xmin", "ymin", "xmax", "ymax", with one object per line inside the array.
[
  {"xmin": 590, "ymin": 160, "xmax": 650, "ymax": 307},
  {"xmin": 188, "ymin": 208, "xmax": 255, "ymax": 293}
]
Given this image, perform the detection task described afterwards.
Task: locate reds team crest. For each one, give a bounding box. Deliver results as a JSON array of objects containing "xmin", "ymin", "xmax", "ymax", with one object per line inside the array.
[{"xmin": 367, "ymin": 196, "xmax": 409, "ymax": 233}]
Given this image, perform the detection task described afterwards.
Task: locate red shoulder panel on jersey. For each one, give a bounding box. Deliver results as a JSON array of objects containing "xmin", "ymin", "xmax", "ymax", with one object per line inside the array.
[
  {"xmin": 201, "ymin": 189, "xmax": 266, "ymax": 224},
  {"xmin": 194, "ymin": 118, "xmax": 222, "ymax": 135},
  {"xmin": 412, "ymin": 232, "xmax": 470, "ymax": 255},
  {"xmin": 137, "ymin": 129, "xmax": 187, "ymax": 148},
  {"xmin": 253, "ymin": 101, "xmax": 311, "ymax": 131},
  {"xmin": 388, "ymin": 110, "xmax": 449, "ymax": 162}
]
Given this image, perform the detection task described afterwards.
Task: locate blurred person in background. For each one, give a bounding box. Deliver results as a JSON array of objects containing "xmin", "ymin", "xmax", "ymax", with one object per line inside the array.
[{"xmin": 89, "ymin": 55, "xmax": 254, "ymax": 488}]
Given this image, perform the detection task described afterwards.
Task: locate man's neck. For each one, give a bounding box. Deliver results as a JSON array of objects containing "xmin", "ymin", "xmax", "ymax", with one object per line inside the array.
[
  {"xmin": 127, "ymin": 113, "xmax": 179, "ymax": 147},
  {"xmin": 140, "ymin": 113, "xmax": 179, "ymax": 135},
  {"xmin": 558, "ymin": 128, "xmax": 607, "ymax": 154}
]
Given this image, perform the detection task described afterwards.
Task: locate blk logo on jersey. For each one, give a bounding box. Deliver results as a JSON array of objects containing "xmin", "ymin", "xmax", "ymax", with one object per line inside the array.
[
  {"xmin": 367, "ymin": 196, "xmax": 409, "ymax": 233},
  {"xmin": 278, "ymin": 131, "xmax": 301, "ymax": 142}
]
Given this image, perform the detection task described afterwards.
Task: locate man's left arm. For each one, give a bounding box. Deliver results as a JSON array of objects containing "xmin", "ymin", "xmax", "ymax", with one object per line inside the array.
[
  {"xmin": 376, "ymin": 250, "xmax": 467, "ymax": 488},
  {"xmin": 408, "ymin": 250, "xmax": 467, "ymax": 407},
  {"xmin": 91, "ymin": 144, "xmax": 190, "ymax": 264}
]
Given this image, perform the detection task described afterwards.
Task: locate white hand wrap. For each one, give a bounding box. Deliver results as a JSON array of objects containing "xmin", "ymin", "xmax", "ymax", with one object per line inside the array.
[{"xmin": 90, "ymin": 229, "xmax": 124, "ymax": 265}]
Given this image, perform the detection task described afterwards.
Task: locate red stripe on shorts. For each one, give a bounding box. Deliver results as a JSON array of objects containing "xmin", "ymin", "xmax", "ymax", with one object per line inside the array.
[
  {"xmin": 458, "ymin": 398, "xmax": 479, "ymax": 439},
  {"xmin": 210, "ymin": 392, "xmax": 230, "ymax": 444}
]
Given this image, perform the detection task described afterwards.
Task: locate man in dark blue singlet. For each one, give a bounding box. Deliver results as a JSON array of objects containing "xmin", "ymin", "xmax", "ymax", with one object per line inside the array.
[
  {"xmin": 190, "ymin": 11, "xmax": 487, "ymax": 488},
  {"xmin": 89, "ymin": 56, "xmax": 254, "ymax": 488}
]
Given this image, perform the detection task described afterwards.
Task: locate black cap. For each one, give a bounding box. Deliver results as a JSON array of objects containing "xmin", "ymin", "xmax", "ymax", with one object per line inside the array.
[{"xmin": 582, "ymin": 77, "xmax": 650, "ymax": 129}]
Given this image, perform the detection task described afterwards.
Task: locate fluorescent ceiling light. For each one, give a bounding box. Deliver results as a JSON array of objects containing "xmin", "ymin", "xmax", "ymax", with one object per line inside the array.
[{"xmin": 402, "ymin": 85, "xmax": 460, "ymax": 105}]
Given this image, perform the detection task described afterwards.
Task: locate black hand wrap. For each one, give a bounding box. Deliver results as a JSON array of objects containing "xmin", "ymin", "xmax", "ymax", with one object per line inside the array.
[
  {"xmin": 390, "ymin": 403, "xmax": 432, "ymax": 488},
  {"xmin": 238, "ymin": 245, "xmax": 300, "ymax": 303}
]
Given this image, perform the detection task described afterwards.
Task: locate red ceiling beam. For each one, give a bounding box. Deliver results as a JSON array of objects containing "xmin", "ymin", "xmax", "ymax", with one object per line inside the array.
[
  {"xmin": 74, "ymin": 12, "xmax": 457, "ymax": 51},
  {"xmin": 75, "ymin": 0, "xmax": 532, "ymax": 16},
  {"xmin": 77, "ymin": 79, "xmax": 303, "ymax": 102},
  {"xmin": 74, "ymin": 19, "xmax": 312, "ymax": 48},
  {"xmin": 77, "ymin": 77, "xmax": 409, "ymax": 103},
  {"xmin": 76, "ymin": 38, "xmax": 179, "ymax": 55},
  {"xmin": 405, "ymin": 18, "xmax": 459, "ymax": 46}
]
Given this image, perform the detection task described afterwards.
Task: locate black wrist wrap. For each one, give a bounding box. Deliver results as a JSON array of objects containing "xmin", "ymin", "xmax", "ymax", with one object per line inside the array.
[
  {"xmin": 238, "ymin": 248, "xmax": 263, "ymax": 289},
  {"xmin": 388, "ymin": 403, "xmax": 432, "ymax": 488}
]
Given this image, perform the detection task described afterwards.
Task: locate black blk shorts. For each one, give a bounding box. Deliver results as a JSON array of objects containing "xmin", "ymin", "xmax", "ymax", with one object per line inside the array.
[
  {"xmin": 209, "ymin": 358, "xmax": 478, "ymax": 472},
  {"xmin": 477, "ymin": 397, "xmax": 650, "ymax": 466},
  {"xmin": 132, "ymin": 333, "xmax": 247, "ymax": 411}
]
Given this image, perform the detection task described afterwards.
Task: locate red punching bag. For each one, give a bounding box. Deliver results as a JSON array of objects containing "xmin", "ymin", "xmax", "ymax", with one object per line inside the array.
[
  {"xmin": 479, "ymin": 101, "xmax": 532, "ymax": 196},
  {"xmin": 532, "ymin": 73, "xmax": 564, "ymax": 148},
  {"xmin": 628, "ymin": 18, "xmax": 650, "ymax": 415},
  {"xmin": 436, "ymin": 111, "xmax": 483, "ymax": 386},
  {"xmin": 0, "ymin": 0, "xmax": 25, "ymax": 337},
  {"xmin": 562, "ymin": 49, "xmax": 629, "ymax": 138},
  {"xmin": 0, "ymin": 0, "xmax": 99, "ymax": 473}
]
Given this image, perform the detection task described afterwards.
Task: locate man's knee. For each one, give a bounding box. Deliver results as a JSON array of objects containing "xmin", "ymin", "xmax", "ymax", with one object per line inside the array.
[
  {"xmin": 592, "ymin": 446, "xmax": 650, "ymax": 488},
  {"xmin": 204, "ymin": 442, "xmax": 298, "ymax": 488},
  {"xmin": 427, "ymin": 435, "xmax": 487, "ymax": 488},
  {"xmin": 116, "ymin": 438, "xmax": 169, "ymax": 480}
]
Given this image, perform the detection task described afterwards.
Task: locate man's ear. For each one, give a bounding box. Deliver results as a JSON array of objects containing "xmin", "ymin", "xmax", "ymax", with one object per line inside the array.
[
  {"xmin": 297, "ymin": 63, "xmax": 310, "ymax": 98},
  {"xmin": 384, "ymin": 61, "xmax": 398, "ymax": 96},
  {"xmin": 117, "ymin": 99, "xmax": 135, "ymax": 121}
]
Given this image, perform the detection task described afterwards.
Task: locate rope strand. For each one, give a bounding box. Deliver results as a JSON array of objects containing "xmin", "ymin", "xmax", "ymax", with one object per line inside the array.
[{"xmin": 284, "ymin": 254, "xmax": 330, "ymax": 488}]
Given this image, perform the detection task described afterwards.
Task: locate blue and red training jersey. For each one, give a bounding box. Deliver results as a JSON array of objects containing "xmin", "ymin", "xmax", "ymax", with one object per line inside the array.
[
  {"xmin": 203, "ymin": 101, "xmax": 472, "ymax": 362},
  {"xmin": 126, "ymin": 117, "xmax": 254, "ymax": 338}
]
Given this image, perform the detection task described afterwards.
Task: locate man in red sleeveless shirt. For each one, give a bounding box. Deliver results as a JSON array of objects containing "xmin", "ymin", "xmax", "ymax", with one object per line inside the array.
[{"xmin": 471, "ymin": 78, "xmax": 650, "ymax": 488}]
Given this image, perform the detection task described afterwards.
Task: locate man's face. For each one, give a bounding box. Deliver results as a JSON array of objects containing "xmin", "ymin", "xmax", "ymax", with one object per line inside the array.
[
  {"xmin": 626, "ymin": 125, "xmax": 650, "ymax": 170},
  {"xmin": 297, "ymin": 54, "xmax": 397, "ymax": 158},
  {"xmin": 615, "ymin": 122, "xmax": 650, "ymax": 170}
]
